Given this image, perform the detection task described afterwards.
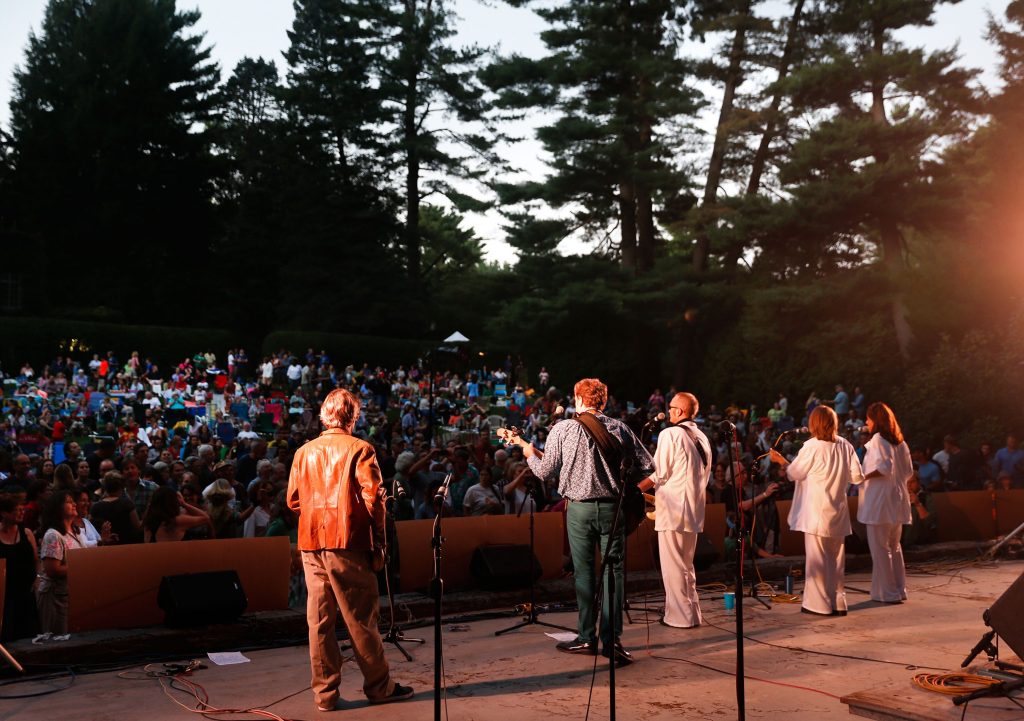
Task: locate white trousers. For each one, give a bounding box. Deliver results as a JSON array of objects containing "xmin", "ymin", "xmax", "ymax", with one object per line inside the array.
[
  {"xmin": 803, "ymin": 534, "xmax": 846, "ymax": 614},
  {"xmin": 658, "ymin": 530, "xmax": 702, "ymax": 628},
  {"xmin": 867, "ymin": 523, "xmax": 907, "ymax": 602}
]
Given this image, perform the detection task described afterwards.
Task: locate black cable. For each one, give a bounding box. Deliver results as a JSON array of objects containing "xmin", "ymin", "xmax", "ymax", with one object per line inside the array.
[{"xmin": 0, "ymin": 666, "xmax": 76, "ymax": 698}]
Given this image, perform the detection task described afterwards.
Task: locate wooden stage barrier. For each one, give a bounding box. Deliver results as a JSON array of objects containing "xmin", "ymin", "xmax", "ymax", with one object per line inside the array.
[
  {"xmin": 67, "ymin": 537, "xmax": 290, "ymax": 632},
  {"xmin": 63, "ymin": 491, "xmax": 1023, "ymax": 631}
]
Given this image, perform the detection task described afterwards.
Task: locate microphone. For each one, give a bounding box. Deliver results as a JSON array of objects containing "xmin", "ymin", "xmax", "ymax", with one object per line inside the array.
[
  {"xmin": 781, "ymin": 427, "xmax": 809, "ymax": 437},
  {"xmin": 720, "ymin": 420, "xmax": 736, "ymax": 432},
  {"xmin": 433, "ymin": 472, "xmax": 454, "ymax": 507},
  {"xmin": 644, "ymin": 412, "xmax": 666, "ymax": 429},
  {"xmin": 857, "ymin": 426, "xmax": 870, "ymax": 434},
  {"xmin": 392, "ymin": 479, "xmax": 407, "ymax": 500},
  {"xmin": 546, "ymin": 406, "xmax": 565, "ymax": 427}
]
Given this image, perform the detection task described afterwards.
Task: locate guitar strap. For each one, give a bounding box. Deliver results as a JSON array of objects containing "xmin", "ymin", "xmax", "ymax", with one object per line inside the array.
[
  {"xmin": 673, "ymin": 419, "xmax": 708, "ymax": 472},
  {"xmin": 575, "ymin": 412, "xmax": 623, "ymax": 483}
]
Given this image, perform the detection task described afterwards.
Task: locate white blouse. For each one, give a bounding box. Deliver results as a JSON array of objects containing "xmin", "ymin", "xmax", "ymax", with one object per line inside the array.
[
  {"xmin": 785, "ymin": 437, "xmax": 864, "ymax": 538},
  {"xmin": 858, "ymin": 434, "xmax": 913, "ymax": 526}
]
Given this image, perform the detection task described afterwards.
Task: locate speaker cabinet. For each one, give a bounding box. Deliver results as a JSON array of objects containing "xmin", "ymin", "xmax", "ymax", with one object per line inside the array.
[
  {"xmin": 470, "ymin": 544, "xmax": 542, "ymax": 591},
  {"xmin": 158, "ymin": 570, "xmax": 247, "ymax": 627},
  {"xmin": 987, "ymin": 570, "xmax": 1024, "ymax": 661}
]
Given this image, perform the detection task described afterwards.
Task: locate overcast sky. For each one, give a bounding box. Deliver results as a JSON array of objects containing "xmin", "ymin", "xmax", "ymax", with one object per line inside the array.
[{"xmin": 0, "ymin": 0, "xmax": 1010, "ymax": 262}]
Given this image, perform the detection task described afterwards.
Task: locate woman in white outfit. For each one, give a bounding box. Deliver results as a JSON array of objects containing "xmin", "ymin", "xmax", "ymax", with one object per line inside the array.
[
  {"xmin": 770, "ymin": 405, "xmax": 863, "ymax": 616},
  {"xmin": 859, "ymin": 402, "xmax": 913, "ymax": 603}
]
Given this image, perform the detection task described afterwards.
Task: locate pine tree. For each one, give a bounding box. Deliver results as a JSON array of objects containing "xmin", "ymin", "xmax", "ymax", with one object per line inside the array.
[
  {"xmin": 7, "ymin": 0, "xmax": 221, "ymax": 319},
  {"xmin": 486, "ymin": 0, "xmax": 700, "ymax": 274},
  {"xmin": 372, "ymin": 0, "xmax": 499, "ymax": 284},
  {"xmin": 773, "ymin": 0, "xmax": 978, "ymax": 356}
]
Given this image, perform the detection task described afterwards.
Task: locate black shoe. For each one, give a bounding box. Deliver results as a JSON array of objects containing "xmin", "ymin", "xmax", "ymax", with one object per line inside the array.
[
  {"xmin": 800, "ymin": 607, "xmax": 832, "ymax": 617},
  {"xmin": 602, "ymin": 642, "xmax": 633, "ymax": 667},
  {"xmin": 556, "ymin": 639, "xmax": 597, "ymax": 655},
  {"xmin": 369, "ymin": 683, "xmax": 414, "ymax": 705},
  {"xmin": 832, "ymin": 610, "xmax": 848, "ymax": 617}
]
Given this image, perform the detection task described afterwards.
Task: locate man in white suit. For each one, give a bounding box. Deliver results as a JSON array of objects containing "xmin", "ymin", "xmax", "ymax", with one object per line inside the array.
[{"xmin": 640, "ymin": 392, "xmax": 711, "ymax": 628}]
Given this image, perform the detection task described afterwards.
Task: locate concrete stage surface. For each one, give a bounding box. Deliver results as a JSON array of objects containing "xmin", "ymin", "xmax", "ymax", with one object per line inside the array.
[{"xmin": 10, "ymin": 560, "xmax": 1024, "ymax": 721}]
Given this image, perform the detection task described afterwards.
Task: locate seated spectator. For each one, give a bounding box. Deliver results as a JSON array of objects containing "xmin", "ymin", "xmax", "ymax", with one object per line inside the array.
[
  {"xmin": 73, "ymin": 490, "xmax": 112, "ymax": 547},
  {"xmin": 462, "ymin": 467, "xmax": 505, "ymax": 516},
  {"xmin": 203, "ymin": 478, "xmax": 249, "ymax": 539},
  {"xmin": 266, "ymin": 490, "xmax": 299, "ymax": 541},
  {"xmin": 995, "ymin": 433, "xmax": 1024, "ymax": 487},
  {"xmin": 142, "ymin": 486, "xmax": 213, "ymax": 542},
  {"xmin": 997, "ymin": 471, "xmax": 1014, "ymax": 492},
  {"xmin": 0, "ymin": 495, "xmax": 38, "ymax": 640},
  {"xmin": 901, "ymin": 474, "xmax": 938, "ymax": 546},
  {"xmin": 914, "ymin": 450, "xmax": 943, "ymax": 492},
  {"xmin": 503, "ymin": 462, "xmax": 542, "ymax": 515},
  {"xmin": 36, "ymin": 489, "xmax": 83, "ymax": 641},
  {"xmin": 243, "ymin": 480, "xmax": 275, "ymax": 537}
]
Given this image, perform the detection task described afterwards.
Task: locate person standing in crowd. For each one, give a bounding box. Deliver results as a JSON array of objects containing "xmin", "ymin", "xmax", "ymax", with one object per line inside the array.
[
  {"xmin": 515, "ymin": 378, "xmax": 654, "ymax": 666},
  {"xmin": 287, "ymin": 388, "xmax": 413, "ymax": 710},
  {"xmin": 142, "ymin": 487, "xmax": 214, "ymax": 542},
  {"xmin": 36, "ymin": 490, "xmax": 84, "ymax": 640},
  {"xmin": 859, "ymin": 402, "xmax": 914, "ymax": 603},
  {"xmin": 639, "ymin": 392, "xmax": 710, "ymax": 629},
  {"xmin": 995, "ymin": 433, "xmax": 1024, "ymax": 487},
  {"xmin": 770, "ymin": 406, "xmax": 863, "ymax": 616},
  {"xmin": 0, "ymin": 496, "xmax": 38, "ymax": 640}
]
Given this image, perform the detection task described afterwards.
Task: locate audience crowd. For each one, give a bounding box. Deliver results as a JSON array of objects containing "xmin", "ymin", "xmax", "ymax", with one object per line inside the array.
[{"xmin": 0, "ymin": 350, "xmax": 1021, "ymax": 643}]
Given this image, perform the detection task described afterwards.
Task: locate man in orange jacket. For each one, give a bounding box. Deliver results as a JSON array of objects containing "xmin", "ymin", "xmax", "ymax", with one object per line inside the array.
[{"xmin": 287, "ymin": 388, "xmax": 413, "ymax": 711}]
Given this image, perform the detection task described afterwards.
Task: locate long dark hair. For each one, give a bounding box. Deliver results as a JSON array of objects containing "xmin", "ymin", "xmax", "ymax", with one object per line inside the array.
[
  {"xmin": 39, "ymin": 489, "xmax": 75, "ymax": 536},
  {"xmin": 866, "ymin": 402, "xmax": 904, "ymax": 446},
  {"xmin": 142, "ymin": 486, "xmax": 180, "ymax": 540}
]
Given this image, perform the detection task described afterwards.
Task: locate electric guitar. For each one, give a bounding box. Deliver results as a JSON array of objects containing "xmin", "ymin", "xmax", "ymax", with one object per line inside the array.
[
  {"xmin": 496, "ymin": 426, "xmax": 544, "ymax": 459},
  {"xmin": 498, "ymin": 426, "xmax": 656, "ymax": 521}
]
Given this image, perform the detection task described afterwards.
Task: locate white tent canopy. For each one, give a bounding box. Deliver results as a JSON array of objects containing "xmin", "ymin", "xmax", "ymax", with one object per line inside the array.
[{"xmin": 443, "ymin": 331, "xmax": 470, "ymax": 343}]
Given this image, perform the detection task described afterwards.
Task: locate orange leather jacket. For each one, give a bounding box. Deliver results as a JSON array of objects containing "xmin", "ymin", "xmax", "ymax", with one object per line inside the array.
[{"xmin": 287, "ymin": 429, "xmax": 385, "ymax": 553}]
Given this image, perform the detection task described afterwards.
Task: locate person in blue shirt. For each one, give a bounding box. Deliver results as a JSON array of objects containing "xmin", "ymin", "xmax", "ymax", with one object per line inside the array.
[
  {"xmin": 831, "ymin": 385, "xmax": 850, "ymax": 416},
  {"xmin": 994, "ymin": 434, "xmax": 1024, "ymax": 487}
]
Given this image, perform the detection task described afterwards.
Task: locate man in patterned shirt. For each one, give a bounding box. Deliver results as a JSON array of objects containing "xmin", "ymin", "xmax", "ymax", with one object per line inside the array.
[{"xmin": 519, "ymin": 378, "xmax": 653, "ymax": 666}]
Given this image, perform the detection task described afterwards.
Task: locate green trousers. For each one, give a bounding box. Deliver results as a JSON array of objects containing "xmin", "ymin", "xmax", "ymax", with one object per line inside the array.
[{"xmin": 566, "ymin": 500, "xmax": 625, "ymax": 647}]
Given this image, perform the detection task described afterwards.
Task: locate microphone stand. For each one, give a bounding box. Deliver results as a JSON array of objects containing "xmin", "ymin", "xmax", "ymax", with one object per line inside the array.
[
  {"xmin": 381, "ymin": 480, "xmax": 424, "ymax": 660},
  {"xmin": 723, "ymin": 422, "xmax": 747, "ymax": 721},
  {"xmin": 593, "ymin": 460, "xmax": 632, "ymax": 721},
  {"xmin": 495, "ymin": 477, "xmax": 573, "ymax": 636},
  {"xmin": 431, "ymin": 472, "xmax": 453, "ymax": 721}
]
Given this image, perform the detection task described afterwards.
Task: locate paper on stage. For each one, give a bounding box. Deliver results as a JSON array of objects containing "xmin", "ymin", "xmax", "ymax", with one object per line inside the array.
[
  {"xmin": 544, "ymin": 632, "xmax": 578, "ymax": 642},
  {"xmin": 207, "ymin": 652, "xmax": 250, "ymax": 666}
]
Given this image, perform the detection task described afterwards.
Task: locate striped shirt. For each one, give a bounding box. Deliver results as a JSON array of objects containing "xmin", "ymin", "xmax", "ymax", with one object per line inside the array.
[{"xmin": 527, "ymin": 414, "xmax": 654, "ymax": 501}]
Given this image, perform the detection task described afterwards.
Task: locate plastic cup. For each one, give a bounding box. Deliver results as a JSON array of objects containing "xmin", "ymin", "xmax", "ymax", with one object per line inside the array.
[{"xmin": 724, "ymin": 591, "xmax": 735, "ymax": 611}]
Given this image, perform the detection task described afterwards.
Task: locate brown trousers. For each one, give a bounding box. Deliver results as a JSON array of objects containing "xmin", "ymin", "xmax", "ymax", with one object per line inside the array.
[{"xmin": 301, "ymin": 549, "xmax": 393, "ymax": 707}]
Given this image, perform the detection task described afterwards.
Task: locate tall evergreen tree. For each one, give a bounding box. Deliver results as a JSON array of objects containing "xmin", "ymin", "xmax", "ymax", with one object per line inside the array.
[
  {"xmin": 773, "ymin": 0, "xmax": 978, "ymax": 356},
  {"xmin": 372, "ymin": 0, "xmax": 499, "ymax": 285},
  {"xmin": 7, "ymin": 0, "xmax": 221, "ymax": 320},
  {"xmin": 486, "ymin": 0, "xmax": 701, "ymax": 274},
  {"xmin": 214, "ymin": 57, "xmax": 285, "ymax": 336},
  {"xmin": 277, "ymin": 0, "xmax": 402, "ymax": 333}
]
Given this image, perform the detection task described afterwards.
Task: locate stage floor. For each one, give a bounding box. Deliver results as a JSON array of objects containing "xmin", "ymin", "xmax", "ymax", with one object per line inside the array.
[{"xmin": 12, "ymin": 560, "xmax": 1024, "ymax": 721}]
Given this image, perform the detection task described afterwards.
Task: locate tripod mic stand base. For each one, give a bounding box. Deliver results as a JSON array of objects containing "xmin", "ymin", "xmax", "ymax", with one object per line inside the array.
[
  {"xmin": 494, "ymin": 611, "xmax": 574, "ymax": 636},
  {"xmin": 382, "ymin": 627, "xmax": 426, "ymax": 662}
]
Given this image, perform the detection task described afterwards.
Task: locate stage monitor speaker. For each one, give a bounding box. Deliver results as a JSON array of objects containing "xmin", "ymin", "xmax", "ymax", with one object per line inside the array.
[
  {"xmin": 158, "ymin": 570, "xmax": 247, "ymax": 627},
  {"xmin": 694, "ymin": 533, "xmax": 719, "ymax": 572},
  {"xmin": 987, "ymin": 570, "xmax": 1024, "ymax": 661},
  {"xmin": 471, "ymin": 544, "xmax": 542, "ymax": 592}
]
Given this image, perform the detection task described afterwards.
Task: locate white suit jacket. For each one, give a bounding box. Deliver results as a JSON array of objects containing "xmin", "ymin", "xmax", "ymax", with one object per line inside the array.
[
  {"xmin": 786, "ymin": 437, "xmax": 863, "ymax": 538},
  {"xmin": 651, "ymin": 422, "xmax": 711, "ymax": 533}
]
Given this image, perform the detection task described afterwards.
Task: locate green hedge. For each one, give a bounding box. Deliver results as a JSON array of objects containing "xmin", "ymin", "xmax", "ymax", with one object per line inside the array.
[
  {"xmin": 0, "ymin": 316, "xmax": 237, "ymax": 373},
  {"xmin": 261, "ymin": 331, "xmax": 434, "ymax": 369}
]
